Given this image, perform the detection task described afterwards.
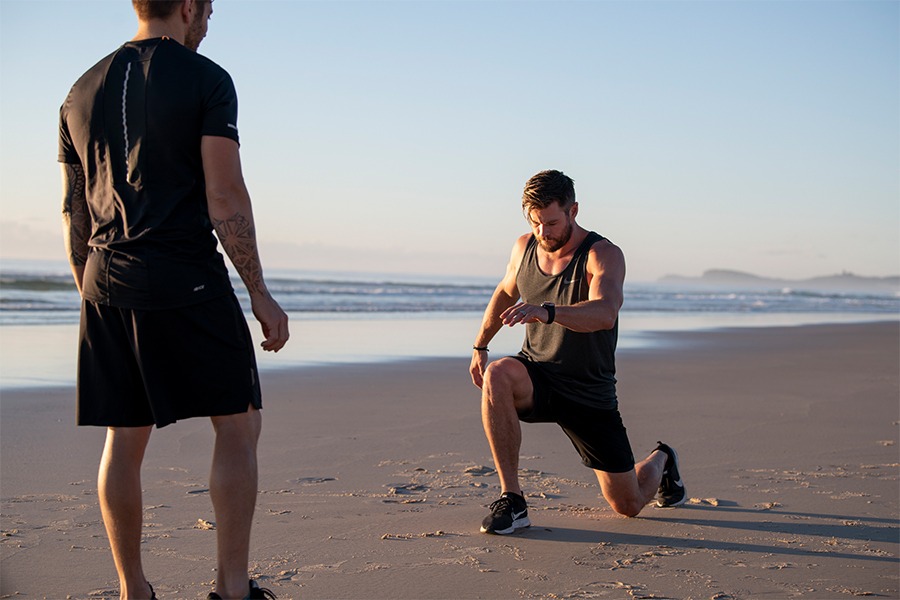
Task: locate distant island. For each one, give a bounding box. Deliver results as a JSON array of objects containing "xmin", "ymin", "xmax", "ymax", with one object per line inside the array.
[{"xmin": 658, "ymin": 269, "xmax": 900, "ymax": 293}]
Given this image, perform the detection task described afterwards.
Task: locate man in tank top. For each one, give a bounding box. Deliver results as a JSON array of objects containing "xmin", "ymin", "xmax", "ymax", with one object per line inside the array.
[{"xmin": 470, "ymin": 170, "xmax": 685, "ymax": 535}]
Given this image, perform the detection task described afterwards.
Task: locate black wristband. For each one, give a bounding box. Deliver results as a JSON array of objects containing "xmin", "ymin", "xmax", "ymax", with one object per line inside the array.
[
  {"xmin": 473, "ymin": 346, "xmax": 489, "ymax": 352},
  {"xmin": 541, "ymin": 302, "xmax": 555, "ymax": 325}
]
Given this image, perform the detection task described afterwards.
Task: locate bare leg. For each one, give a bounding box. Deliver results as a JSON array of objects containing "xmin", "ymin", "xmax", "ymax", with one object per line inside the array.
[
  {"xmin": 209, "ymin": 406, "xmax": 262, "ymax": 599},
  {"xmin": 595, "ymin": 449, "xmax": 666, "ymax": 517},
  {"xmin": 98, "ymin": 426, "xmax": 154, "ymax": 600},
  {"xmin": 481, "ymin": 358, "xmax": 535, "ymax": 496}
]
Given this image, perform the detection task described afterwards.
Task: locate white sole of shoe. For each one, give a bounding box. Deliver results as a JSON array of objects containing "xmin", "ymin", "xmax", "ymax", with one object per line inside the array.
[{"xmin": 481, "ymin": 515, "xmax": 531, "ymax": 535}]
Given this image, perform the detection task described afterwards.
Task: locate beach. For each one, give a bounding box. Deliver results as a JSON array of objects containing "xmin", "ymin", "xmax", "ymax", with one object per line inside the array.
[{"xmin": 1, "ymin": 321, "xmax": 898, "ymax": 599}]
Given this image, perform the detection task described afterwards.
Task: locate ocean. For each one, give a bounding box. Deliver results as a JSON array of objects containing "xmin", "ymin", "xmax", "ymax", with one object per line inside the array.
[{"xmin": 1, "ymin": 259, "xmax": 897, "ymax": 389}]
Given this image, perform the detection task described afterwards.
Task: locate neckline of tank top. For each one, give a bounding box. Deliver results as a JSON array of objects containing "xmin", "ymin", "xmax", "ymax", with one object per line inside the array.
[{"xmin": 531, "ymin": 231, "xmax": 600, "ymax": 279}]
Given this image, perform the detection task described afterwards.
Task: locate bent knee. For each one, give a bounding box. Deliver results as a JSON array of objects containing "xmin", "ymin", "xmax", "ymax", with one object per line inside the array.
[
  {"xmin": 483, "ymin": 359, "xmax": 510, "ymax": 379},
  {"xmin": 608, "ymin": 497, "xmax": 646, "ymax": 518},
  {"xmin": 483, "ymin": 358, "xmax": 525, "ymax": 388}
]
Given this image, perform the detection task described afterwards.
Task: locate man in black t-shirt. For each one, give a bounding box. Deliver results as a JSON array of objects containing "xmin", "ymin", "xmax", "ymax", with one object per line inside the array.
[{"xmin": 59, "ymin": 2, "xmax": 287, "ymax": 598}]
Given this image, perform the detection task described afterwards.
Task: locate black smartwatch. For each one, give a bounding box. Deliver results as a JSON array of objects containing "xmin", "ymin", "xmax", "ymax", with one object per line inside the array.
[{"xmin": 541, "ymin": 302, "xmax": 555, "ymax": 325}]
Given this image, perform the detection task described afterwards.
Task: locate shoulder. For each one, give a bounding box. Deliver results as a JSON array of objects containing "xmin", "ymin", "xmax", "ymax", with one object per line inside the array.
[
  {"xmin": 514, "ymin": 232, "xmax": 534, "ymax": 251},
  {"xmin": 195, "ymin": 54, "xmax": 237, "ymax": 99},
  {"xmin": 510, "ymin": 233, "xmax": 534, "ymax": 262},
  {"xmin": 192, "ymin": 49, "xmax": 233, "ymax": 83},
  {"xmin": 193, "ymin": 51, "xmax": 232, "ymax": 80},
  {"xmin": 587, "ymin": 236, "xmax": 625, "ymax": 273},
  {"xmin": 501, "ymin": 234, "xmax": 533, "ymax": 284},
  {"xmin": 589, "ymin": 236, "xmax": 623, "ymax": 257},
  {"xmin": 63, "ymin": 48, "xmax": 119, "ymax": 100},
  {"xmin": 60, "ymin": 48, "xmax": 121, "ymax": 135},
  {"xmin": 158, "ymin": 41, "xmax": 234, "ymax": 82}
]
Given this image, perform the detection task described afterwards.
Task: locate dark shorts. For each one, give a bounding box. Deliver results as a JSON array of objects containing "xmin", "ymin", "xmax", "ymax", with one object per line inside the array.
[
  {"xmin": 512, "ymin": 356, "xmax": 635, "ymax": 473},
  {"xmin": 77, "ymin": 294, "xmax": 261, "ymax": 428}
]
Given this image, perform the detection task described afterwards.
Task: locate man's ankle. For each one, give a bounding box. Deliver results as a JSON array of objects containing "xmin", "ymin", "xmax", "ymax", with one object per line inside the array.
[{"xmin": 120, "ymin": 579, "xmax": 153, "ymax": 600}]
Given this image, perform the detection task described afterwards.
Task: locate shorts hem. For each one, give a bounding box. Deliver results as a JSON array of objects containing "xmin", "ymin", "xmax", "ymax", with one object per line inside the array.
[
  {"xmin": 581, "ymin": 458, "xmax": 636, "ymax": 473},
  {"xmin": 78, "ymin": 402, "xmax": 261, "ymax": 429}
]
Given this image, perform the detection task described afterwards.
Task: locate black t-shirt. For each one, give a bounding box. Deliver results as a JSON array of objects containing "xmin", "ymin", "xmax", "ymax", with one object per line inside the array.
[{"xmin": 58, "ymin": 38, "xmax": 238, "ymax": 309}]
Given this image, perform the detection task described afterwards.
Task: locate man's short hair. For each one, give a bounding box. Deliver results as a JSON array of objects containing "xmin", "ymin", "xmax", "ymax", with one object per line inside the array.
[
  {"xmin": 522, "ymin": 170, "xmax": 576, "ymax": 213},
  {"xmin": 132, "ymin": 0, "xmax": 181, "ymax": 20},
  {"xmin": 132, "ymin": 0, "xmax": 209, "ymax": 21}
]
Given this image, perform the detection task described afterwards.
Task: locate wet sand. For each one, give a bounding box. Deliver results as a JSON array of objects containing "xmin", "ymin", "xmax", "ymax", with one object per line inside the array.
[{"xmin": 2, "ymin": 322, "xmax": 898, "ymax": 599}]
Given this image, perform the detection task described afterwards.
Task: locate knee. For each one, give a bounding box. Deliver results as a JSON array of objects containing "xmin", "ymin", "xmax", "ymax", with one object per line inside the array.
[
  {"xmin": 212, "ymin": 408, "xmax": 262, "ymax": 447},
  {"xmin": 482, "ymin": 360, "xmax": 518, "ymax": 391},
  {"xmin": 607, "ymin": 496, "xmax": 645, "ymax": 518},
  {"xmin": 481, "ymin": 362, "xmax": 515, "ymax": 404}
]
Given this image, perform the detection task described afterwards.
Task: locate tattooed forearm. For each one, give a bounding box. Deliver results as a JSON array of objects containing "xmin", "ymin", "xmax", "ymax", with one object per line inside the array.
[
  {"xmin": 211, "ymin": 211, "xmax": 265, "ymax": 295},
  {"xmin": 61, "ymin": 163, "xmax": 89, "ymax": 266}
]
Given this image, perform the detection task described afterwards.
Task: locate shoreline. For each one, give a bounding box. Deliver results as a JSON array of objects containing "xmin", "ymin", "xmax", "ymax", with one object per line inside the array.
[
  {"xmin": 1, "ymin": 313, "xmax": 897, "ymax": 391},
  {"xmin": 2, "ymin": 322, "xmax": 898, "ymax": 599}
]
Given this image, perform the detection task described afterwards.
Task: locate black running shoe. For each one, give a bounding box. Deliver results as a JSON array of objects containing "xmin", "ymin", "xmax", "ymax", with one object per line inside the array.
[
  {"xmin": 655, "ymin": 441, "xmax": 687, "ymax": 508},
  {"xmin": 207, "ymin": 580, "xmax": 276, "ymax": 600},
  {"xmin": 480, "ymin": 492, "xmax": 530, "ymax": 534}
]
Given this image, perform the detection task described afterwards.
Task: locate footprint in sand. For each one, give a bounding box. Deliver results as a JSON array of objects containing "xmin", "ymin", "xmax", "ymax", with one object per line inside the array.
[
  {"xmin": 464, "ymin": 465, "xmax": 496, "ymax": 476},
  {"xmin": 294, "ymin": 477, "xmax": 336, "ymax": 484}
]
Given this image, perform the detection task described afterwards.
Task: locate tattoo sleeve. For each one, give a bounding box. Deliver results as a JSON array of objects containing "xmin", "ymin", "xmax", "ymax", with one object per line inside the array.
[
  {"xmin": 61, "ymin": 163, "xmax": 89, "ymax": 267},
  {"xmin": 211, "ymin": 211, "xmax": 265, "ymax": 295}
]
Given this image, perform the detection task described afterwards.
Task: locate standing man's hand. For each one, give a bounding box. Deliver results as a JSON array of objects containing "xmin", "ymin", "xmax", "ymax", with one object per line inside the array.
[
  {"xmin": 470, "ymin": 348, "xmax": 489, "ymax": 389},
  {"xmin": 251, "ymin": 292, "xmax": 289, "ymax": 352}
]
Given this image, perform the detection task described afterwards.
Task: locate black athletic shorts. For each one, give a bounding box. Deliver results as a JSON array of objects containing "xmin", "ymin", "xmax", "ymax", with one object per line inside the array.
[
  {"xmin": 77, "ymin": 294, "xmax": 262, "ymax": 428},
  {"xmin": 512, "ymin": 356, "xmax": 635, "ymax": 473}
]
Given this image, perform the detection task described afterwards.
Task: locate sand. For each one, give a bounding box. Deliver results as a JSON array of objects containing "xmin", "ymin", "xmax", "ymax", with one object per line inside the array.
[{"xmin": 1, "ymin": 321, "xmax": 898, "ymax": 599}]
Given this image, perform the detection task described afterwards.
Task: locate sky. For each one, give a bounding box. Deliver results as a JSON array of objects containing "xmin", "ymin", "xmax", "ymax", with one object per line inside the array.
[{"xmin": 0, "ymin": 0, "xmax": 897, "ymax": 282}]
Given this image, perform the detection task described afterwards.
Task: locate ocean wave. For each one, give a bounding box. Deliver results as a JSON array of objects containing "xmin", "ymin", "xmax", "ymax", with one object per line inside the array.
[
  {"xmin": 2, "ymin": 269, "xmax": 898, "ymax": 325},
  {"xmin": 0, "ymin": 274, "xmax": 76, "ymax": 292}
]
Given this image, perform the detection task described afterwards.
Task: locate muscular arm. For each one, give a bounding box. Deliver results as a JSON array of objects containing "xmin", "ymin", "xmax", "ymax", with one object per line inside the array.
[
  {"xmin": 202, "ymin": 135, "xmax": 289, "ymax": 352},
  {"xmin": 499, "ymin": 239, "xmax": 625, "ymax": 333},
  {"xmin": 60, "ymin": 162, "xmax": 89, "ymax": 294},
  {"xmin": 469, "ymin": 234, "xmax": 528, "ymax": 388},
  {"xmin": 553, "ymin": 241, "xmax": 625, "ymax": 332}
]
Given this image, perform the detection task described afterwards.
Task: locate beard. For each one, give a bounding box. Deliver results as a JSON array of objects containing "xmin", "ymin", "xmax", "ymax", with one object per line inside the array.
[
  {"xmin": 184, "ymin": 8, "xmax": 207, "ymax": 51},
  {"xmin": 537, "ymin": 218, "xmax": 573, "ymax": 253}
]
